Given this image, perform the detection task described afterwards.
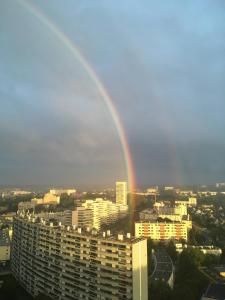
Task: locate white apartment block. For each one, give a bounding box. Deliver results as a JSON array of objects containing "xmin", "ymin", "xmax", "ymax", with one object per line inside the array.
[
  {"xmin": 72, "ymin": 207, "xmax": 93, "ymax": 228},
  {"xmin": 12, "ymin": 214, "xmax": 148, "ymax": 300},
  {"xmin": 80, "ymin": 198, "xmax": 127, "ymax": 230},
  {"xmin": 116, "ymin": 182, "xmax": 127, "ymax": 206}
]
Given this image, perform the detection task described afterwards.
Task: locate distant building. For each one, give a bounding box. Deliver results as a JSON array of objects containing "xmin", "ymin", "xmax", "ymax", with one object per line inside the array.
[
  {"xmin": 188, "ymin": 197, "xmax": 197, "ymax": 206},
  {"xmin": 140, "ymin": 208, "xmax": 182, "ymax": 222},
  {"xmin": 175, "ymin": 244, "xmax": 222, "ymax": 256},
  {"xmin": 175, "ymin": 197, "xmax": 197, "ymax": 207},
  {"xmin": 12, "ymin": 213, "xmax": 148, "ymax": 300},
  {"xmin": 139, "ymin": 204, "xmax": 191, "ymax": 230},
  {"xmin": 198, "ymin": 191, "xmax": 217, "ymax": 196},
  {"xmin": 178, "ymin": 190, "xmax": 194, "ymax": 196},
  {"xmin": 12, "ymin": 190, "xmax": 32, "ymax": 196},
  {"xmin": 18, "ymin": 201, "xmax": 36, "ymax": 211},
  {"xmin": 2, "ymin": 190, "xmax": 32, "ymax": 198},
  {"xmin": 81, "ymin": 198, "xmax": 127, "ymax": 230},
  {"xmin": 146, "ymin": 187, "xmax": 158, "ymax": 195},
  {"xmin": 49, "ymin": 189, "xmax": 76, "ymax": 196},
  {"xmin": 135, "ymin": 221, "xmax": 188, "ymax": 241},
  {"xmin": 31, "ymin": 193, "xmax": 60, "ymax": 205},
  {"xmin": 116, "ymin": 181, "xmax": 127, "ymax": 206},
  {"xmin": 164, "ymin": 186, "xmax": 174, "ymax": 191},
  {"xmin": 0, "ymin": 229, "xmax": 10, "ymax": 264},
  {"xmin": 37, "ymin": 210, "xmax": 72, "ymax": 226},
  {"xmin": 72, "ymin": 207, "xmax": 93, "ymax": 228},
  {"xmin": 153, "ymin": 202, "xmax": 165, "ymax": 209},
  {"xmin": 216, "ymin": 182, "xmax": 225, "ymax": 188}
]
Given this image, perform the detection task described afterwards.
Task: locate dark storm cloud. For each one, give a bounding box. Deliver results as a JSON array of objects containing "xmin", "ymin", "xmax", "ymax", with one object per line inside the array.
[{"xmin": 0, "ymin": 0, "xmax": 225, "ymax": 187}]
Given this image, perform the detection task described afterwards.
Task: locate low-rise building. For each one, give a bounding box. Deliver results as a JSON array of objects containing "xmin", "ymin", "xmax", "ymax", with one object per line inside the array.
[{"xmin": 175, "ymin": 244, "xmax": 222, "ymax": 255}]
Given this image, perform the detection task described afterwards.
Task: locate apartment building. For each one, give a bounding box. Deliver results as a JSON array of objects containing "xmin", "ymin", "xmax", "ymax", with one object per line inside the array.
[
  {"xmin": 38, "ymin": 210, "xmax": 73, "ymax": 226},
  {"xmin": 116, "ymin": 182, "xmax": 127, "ymax": 206},
  {"xmin": 0, "ymin": 228, "xmax": 10, "ymax": 264},
  {"xmin": 18, "ymin": 201, "xmax": 36, "ymax": 211},
  {"xmin": 81, "ymin": 198, "xmax": 128, "ymax": 230},
  {"xmin": 11, "ymin": 214, "xmax": 148, "ymax": 300},
  {"xmin": 135, "ymin": 221, "xmax": 188, "ymax": 241},
  {"xmin": 50, "ymin": 189, "xmax": 76, "ymax": 196},
  {"xmin": 31, "ymin": 193, "xmax": 60, "ymax": 205},
  {"xmin": 72, "ymin": 207, "xmax": 93, "ymax": 228},
  {"xmin": 175, "ymin": 197, "xmax": 197, "ymax": 207}
]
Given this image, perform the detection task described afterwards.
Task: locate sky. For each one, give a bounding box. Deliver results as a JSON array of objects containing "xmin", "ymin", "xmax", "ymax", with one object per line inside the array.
[{"xmin": 0, "ymin": 0, "xmax": 225, "ymax": 188}]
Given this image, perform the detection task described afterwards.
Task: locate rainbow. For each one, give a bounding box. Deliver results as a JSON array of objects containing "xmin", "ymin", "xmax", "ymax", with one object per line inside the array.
[{"xmin": 17, "ymin": 0, "xmax": 136, "ymax": 192}]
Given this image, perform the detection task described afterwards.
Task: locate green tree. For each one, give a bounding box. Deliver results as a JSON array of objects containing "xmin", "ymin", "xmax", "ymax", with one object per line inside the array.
[
  {"xmin": 166, "ymin": 240, "xmax": 177, "ymax": 262},
  {"xmin": 149, "ymin": 280, "xmax": 172, "ymax": 300}
]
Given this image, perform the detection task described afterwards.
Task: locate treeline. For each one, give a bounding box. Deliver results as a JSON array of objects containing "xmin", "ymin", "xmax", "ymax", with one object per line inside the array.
[{"xmin": 149, "ymin": 245, "xmax": 224, "ymax": 300}]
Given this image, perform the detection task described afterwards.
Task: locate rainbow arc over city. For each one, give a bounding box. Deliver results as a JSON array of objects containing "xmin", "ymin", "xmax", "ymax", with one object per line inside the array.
[{"xmin": 18, "ymin": 0, "xmax": 136, "ymax": 192}]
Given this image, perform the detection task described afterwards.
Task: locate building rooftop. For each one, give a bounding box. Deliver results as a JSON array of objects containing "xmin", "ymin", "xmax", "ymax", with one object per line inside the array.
[
  {"xmin": 203, "ymin": 283, "xmax": 225, "ymax": 300},
  {"xmin": 15, "ymin": 213, "xmax": 145, "ymax": 244}
]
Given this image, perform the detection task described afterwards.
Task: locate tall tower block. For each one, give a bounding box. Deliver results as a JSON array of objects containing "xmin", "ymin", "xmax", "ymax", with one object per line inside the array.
[{"xmin": 116, "ymin": 181, "xmax": 127, "ymax": 206}]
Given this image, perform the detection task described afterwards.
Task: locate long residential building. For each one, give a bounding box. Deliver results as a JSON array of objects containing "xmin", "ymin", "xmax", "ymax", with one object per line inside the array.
[
  {"xmin": 135, "ymin": 221, "xmax": 188, "ymax": 241},
  {"xmin": 11, "ymin": 213, "xmax": 148, "ymax": 300}
]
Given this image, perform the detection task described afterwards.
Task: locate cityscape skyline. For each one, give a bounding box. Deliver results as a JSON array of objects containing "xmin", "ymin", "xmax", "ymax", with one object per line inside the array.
[{"xmin": 1, "ymin": 1, "xmax": 225, "ymax": 299}]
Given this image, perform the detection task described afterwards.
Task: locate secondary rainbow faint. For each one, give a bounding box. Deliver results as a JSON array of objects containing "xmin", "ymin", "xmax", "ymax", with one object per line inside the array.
[{"xmin": 17, "ymin": 0, "xmax": 136, "ymax": 192}]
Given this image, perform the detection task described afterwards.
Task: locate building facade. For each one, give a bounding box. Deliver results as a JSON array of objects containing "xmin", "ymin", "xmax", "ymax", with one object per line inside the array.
[
  {"xmin": 72, "ymin": 207, "xmax": 93, "ymax": 228},
  {"xmin": 50, "ymin": 189, "xmax": 76, "ymax": 196},
  {"xmin": 0, "ymin": 228, "xmax": 10, "ymax": 264},
  {"xmin": 135, "ymin": 221, "xmax": 188, "ymax": 241},
  {"xmin": 116, "ymin": 182, "xmax": 127, "ymax": 206},
  {"xmin": 12, "ymin": 214, "xmax": 148, "ymax": 300},
  {"xmin": 80, "ymin": 198, "xmax": 128, "ymax": 230}
]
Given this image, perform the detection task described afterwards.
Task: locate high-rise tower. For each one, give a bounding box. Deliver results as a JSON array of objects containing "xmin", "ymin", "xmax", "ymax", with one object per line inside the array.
[{"xmin": 116, "ymin": 181, "xmax": 127, "ymax": 206}]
